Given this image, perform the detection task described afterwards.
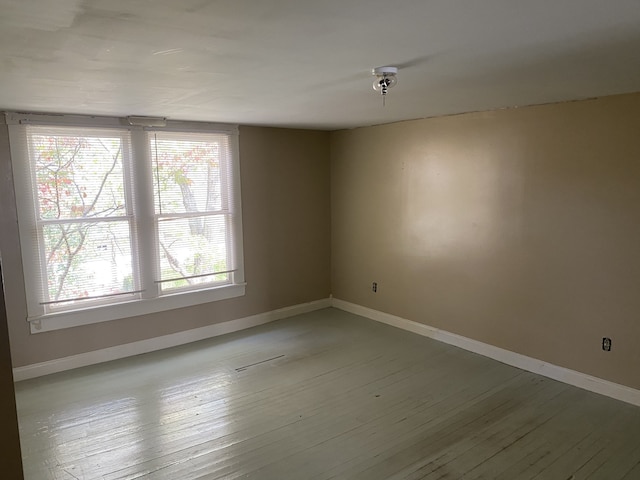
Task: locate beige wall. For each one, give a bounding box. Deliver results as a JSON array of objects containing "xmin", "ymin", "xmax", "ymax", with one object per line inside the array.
[
  {"xmin": 0, "ymin": 124, "xmax": 331, "ymax": 367},
  {"xmin": 331, "ymin": 93, "xmax": 640, "ymax": 390}
]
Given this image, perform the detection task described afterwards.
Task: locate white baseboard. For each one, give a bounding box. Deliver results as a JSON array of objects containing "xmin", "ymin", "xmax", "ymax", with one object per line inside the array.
[
  {"xmin": 13, "ymin": 298, "xmax": 331, "ymax": 381},
  {"xmin": 332, "ymin": 298, "xmax": 640, "ymax": 408}
]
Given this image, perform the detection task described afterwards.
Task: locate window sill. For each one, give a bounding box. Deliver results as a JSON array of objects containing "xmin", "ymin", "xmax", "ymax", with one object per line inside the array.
[{"xmin": 28, "ymin": 283, "xmax": 246, "ymax": 334}]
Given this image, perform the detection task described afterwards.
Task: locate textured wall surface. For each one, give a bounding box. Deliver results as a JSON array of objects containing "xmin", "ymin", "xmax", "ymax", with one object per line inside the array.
[{"xmin": 331, "ymin": 93, "xmax": 640, "ymax": 390}]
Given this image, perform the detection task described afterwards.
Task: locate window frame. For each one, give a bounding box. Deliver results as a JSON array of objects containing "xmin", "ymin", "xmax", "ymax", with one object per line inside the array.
[{"xmin": 7, "ymin": 112, "xmax": 245, "ymax": 334}]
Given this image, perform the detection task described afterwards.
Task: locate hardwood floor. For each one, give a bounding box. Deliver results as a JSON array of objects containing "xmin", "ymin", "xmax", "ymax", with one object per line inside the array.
[{"xmin": 15, "ymin": 308, "xmax": 640, "ymax": 479}]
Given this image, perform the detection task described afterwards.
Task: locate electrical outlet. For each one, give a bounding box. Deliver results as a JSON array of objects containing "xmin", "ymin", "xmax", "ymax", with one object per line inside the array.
[
  {"xmin": 602, "ymin": 337, "xmax": 612, "ymax": 351},
  {"xmin": 372, "ymin": 282, "xmax": 378, "ymax": 293}
]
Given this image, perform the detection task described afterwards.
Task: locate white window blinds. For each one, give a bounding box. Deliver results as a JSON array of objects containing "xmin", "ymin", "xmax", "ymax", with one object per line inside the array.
[
  {"xmin": 24, "ymin": 126, "xmax": 140, "ymax": 312},
  {"xmin": 149, "ymin": 131, "xmax": 238, "ymax": 291}
]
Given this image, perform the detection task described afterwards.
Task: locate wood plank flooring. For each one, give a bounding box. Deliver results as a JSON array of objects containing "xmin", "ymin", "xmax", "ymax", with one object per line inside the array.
[{"xmin": 15, "ymin": 308, "xmax": 640, "ymax": 479}]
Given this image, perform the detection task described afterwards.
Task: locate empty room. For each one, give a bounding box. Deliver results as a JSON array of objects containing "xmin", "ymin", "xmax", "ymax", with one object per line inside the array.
[{"xmin": 1, "ymin": 1, "xmax": 640, "ymax": 479}]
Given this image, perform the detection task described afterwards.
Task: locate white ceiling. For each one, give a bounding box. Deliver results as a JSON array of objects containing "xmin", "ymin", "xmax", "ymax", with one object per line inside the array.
[{"xmin": 1, "ymin": 0, "xmax": 639, "ymax": 130}]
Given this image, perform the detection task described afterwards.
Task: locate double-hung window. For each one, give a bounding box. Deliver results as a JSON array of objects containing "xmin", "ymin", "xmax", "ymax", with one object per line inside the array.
[{"xmin": 8, "ymin": 113, "xmax": 245, "ymax": 333}]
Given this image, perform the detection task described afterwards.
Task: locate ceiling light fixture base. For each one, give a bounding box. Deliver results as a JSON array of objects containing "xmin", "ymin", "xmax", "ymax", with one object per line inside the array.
[{"xmin": 372, "ymin": 66, "xmax": 398, "ymax": 105}]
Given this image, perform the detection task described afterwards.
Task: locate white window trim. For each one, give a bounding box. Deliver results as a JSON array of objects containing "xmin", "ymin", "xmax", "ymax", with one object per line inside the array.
[{"xmin": 6, "ymin": 112, "xmax": 245, "ymax": 334}]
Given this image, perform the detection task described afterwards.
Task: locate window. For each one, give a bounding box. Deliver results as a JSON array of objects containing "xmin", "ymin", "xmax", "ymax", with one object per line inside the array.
[
  {"xmin": 8, "ymin": 114, "xmax": 245, "ymax": 333},
  {"xmin": 151, "ymin": 132, "xmax": 236, "ymax": 292}
]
